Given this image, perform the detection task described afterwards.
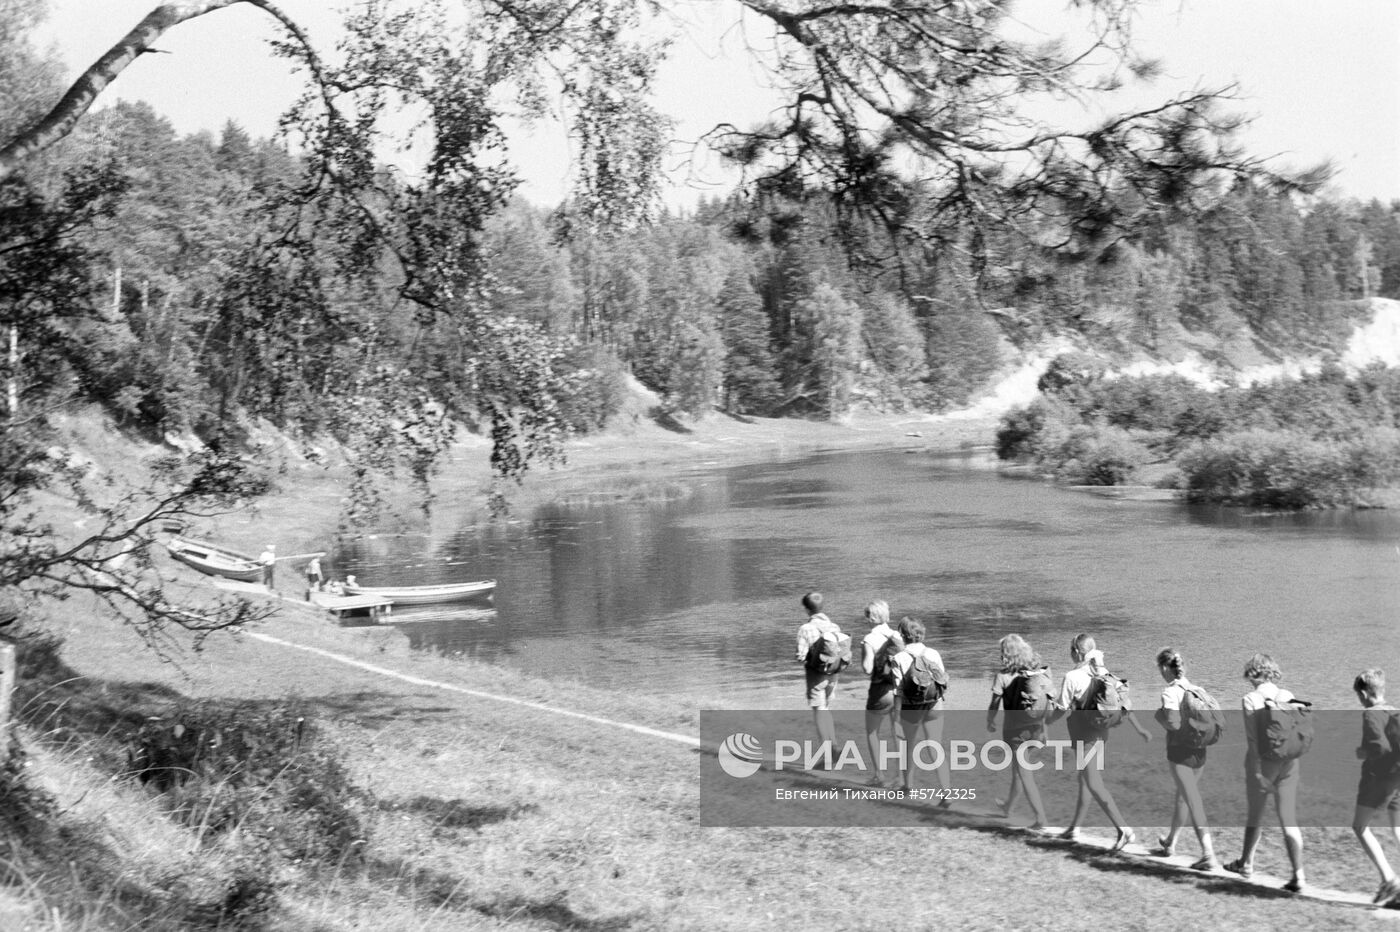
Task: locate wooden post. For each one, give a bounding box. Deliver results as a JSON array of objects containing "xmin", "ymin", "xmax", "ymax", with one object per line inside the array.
[{"xmin": 0, "ymin": 644, "xmax": 14, "ymax": 759}]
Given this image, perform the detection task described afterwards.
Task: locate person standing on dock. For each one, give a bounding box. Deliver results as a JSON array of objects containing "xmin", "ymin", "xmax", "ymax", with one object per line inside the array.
[
  {"xmin": 304, "ymin": 556, "xmax": 324, "ymax": 595},
  {"xmin": 259, "ymin": 544, "xmax": 276, "ymax": 590}
]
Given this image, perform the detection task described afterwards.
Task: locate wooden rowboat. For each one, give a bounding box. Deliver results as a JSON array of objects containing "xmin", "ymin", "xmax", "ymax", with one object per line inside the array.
[
  {"xmin": 342, "ymin": 577, "xmax": 496, "ymax": 605},
  {"xmin": 164, "ymin": 537, "xmax": 263, "ymax": 583}
]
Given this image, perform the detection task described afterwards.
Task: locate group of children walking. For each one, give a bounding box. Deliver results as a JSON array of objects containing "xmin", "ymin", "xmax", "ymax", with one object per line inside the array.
[{"xmin": 793, "ymin": 592, "xmax": 1400, "ymax": 904}]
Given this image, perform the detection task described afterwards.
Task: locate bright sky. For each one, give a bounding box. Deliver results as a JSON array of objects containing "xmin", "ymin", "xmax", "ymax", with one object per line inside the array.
[{"xmin": 33, "ymin": 0, "xmax": 1400, "ymax": 207}]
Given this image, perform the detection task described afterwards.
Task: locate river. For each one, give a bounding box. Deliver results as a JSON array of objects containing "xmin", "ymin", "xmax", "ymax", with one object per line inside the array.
[{"xmin": 335, "ymin": 448, "xmax": 1400, "ymax": 711}]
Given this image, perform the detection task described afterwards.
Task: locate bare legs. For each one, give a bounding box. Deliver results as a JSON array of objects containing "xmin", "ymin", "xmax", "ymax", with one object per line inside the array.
[
  {"xmin": 897, "ymin": 710, "xmax": 950, "ymax": 794},
  {"xmin": 1163, "ymin": 760, "xmax": 1217, "ymax": 866},
  {"xmin": 1236, "ymin": 772, "xmax": 1304, "ymax": 888},
  {"xmin": 1062, "ymin": 740, "xmax": 1132, "ymax": 848},
  {"xmin": 811, "ymin": 706, "xmax": 836, "ymax": 756},
  {"xmin": 1354, "ymin": 803, "xmax": 1400, "ymax": 901},
  {"xmin": 999, "ymin": 742, "xmax": 1048, "ymax": 828},
  {"xmin": 864, "ymin": 707, "xmax": 897, "ymax": 784}
]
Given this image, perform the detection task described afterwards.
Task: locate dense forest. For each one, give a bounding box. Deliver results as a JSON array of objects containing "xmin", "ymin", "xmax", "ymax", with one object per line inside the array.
[
  {"xmin": 10, "ymin": 96, "xmax": 1400, "ymax": 519},
  {"xmin": 12, "ymin": 98, "xmax": 1400, "ymax": 437}
]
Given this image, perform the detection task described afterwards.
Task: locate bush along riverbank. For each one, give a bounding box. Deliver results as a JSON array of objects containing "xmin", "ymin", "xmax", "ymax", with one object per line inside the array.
[{"xmin": 995, "ymin": 358, "xmax": 1400, "ymax": 508}]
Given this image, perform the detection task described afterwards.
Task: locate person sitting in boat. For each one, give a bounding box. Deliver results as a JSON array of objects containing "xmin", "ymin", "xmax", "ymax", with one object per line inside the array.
[{"xmin": 325, "ymin": 579, "xmax": 346, "ymax": 596}]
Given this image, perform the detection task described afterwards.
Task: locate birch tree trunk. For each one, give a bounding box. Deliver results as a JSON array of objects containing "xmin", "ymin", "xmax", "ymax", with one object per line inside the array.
[{"xmin": 0, "ymin": 0, "xmax": 316, "ymax": 180}]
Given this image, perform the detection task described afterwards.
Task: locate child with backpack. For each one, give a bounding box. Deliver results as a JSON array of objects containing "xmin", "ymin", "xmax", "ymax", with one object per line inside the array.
[
  {"xmin": 860, "ymin": 600, "xmax": 903, "ymax": 787},
  {"xmin": 1046, "ymin": 635, "xmax": 1151, "ymax": 851},
  {"xmin": 795, "ymin": 592, "xmax": 850, "ymax": 759},
  {"xmin": 1226, "ymin": 653, "xmax": 1307, "ymax": 892},
  {"xmin": 1153, "ymin": 647, "xmax": 1222, "ymax": 872},
  {"xmin": 1350, "ymin": 669, "xmax": 1400, "ymax": 905},
  {"xmin": 888, "ymin": 617, "xmax": 950, "ymax": 797},
  {"xmin": 986, "ymin": 634, "xmax": 1051, "ymax": 831}
]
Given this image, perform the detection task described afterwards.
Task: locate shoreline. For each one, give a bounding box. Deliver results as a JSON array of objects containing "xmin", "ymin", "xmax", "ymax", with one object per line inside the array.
[{"xmin": 209, "ymin": 408, "xmax": 1000, "ymax": 557}]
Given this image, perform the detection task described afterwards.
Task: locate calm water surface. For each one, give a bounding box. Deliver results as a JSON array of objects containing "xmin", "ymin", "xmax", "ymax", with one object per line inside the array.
[{"xmin": 335, "ymin": 449, "xmax": 1400, "ymax": 710}]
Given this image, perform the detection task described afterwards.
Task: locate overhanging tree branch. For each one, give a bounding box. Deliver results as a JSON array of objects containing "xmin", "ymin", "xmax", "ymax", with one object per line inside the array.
[{"xmin": 0, "ymin": 0, "xmax": 331, "ymax": 181}]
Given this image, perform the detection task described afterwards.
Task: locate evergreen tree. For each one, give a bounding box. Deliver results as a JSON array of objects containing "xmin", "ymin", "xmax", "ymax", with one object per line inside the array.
[
  {"xmin": 1358, "ymin": 200, "xmax": 1400, "ymax": 299},
  {"xmin": 717, "ymin": 265, "xmax": 781, "ymax": 415},
  {"xmin": 859, "ymin": 292, "xmax": 929, "ymax": 408},
  {"xmin": 483, "ymin": 200, "xmax": 579, "ymax": 332},
  {"xmin": 791, "ymin": 281, "xmax": 861, "ymax": 418},
  {"xmin": 214, "ymin": 120, "xmax": 256, "ymax": 176}
]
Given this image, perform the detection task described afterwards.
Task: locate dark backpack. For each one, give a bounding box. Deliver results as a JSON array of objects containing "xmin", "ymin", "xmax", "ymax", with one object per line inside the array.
[
  {"xmin": 1257, "ymin": 696, "xmax": 1314, "ymax": 761},
  {"xmin": 1005, "ymin": 668, "xmax": 1053, "ymax": 719},
  {"xmin": 1077, "ymin": 672, "xmax": 1129, "ymax": 728},
  {"xmin": 1382, "ymin": 709, "xmax": 1400, "ymax": 774},
  {"xmin": 874, "ymin": 633, "xmax": 905, "ymax": 686},
  {"xmin": 1180, "ymin": 686, "xmax": 1226, "ymax": 748},
  {"xmin": 805, "ymin": 624, "xmax": 851, "ymax": 676},
  {"xmin": 901, "ymin": 651, "xmax": 948, "ymax": 706}
]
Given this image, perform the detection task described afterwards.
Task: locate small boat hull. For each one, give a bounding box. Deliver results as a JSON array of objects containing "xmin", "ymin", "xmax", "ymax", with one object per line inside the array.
[
  {"xmin": 165, "ymin": 537, "xmax": 263, "ymax": 583},
  {"xmin": 343, "ymin": 579, "xmax": 496, "ymax": 605}
]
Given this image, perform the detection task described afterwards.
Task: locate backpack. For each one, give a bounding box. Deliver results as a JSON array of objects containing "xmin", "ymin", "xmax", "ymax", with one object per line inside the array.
[
  {"xmin": 900, "ymin": 651, "xmax": 948, "ymax": 706},
  {"xmin": 1179, "ymin": 686, "xmax": 1226, "ymax": 748},
  {"xmin": 1382, "ymin": 709, "xmax": 1400, "ymax": 775},
  {"xmin": 1257, "ymin": 696, "xmax": 1314, "ymax": 761},
  {"xmin": 805, "ymin": 623, "xmax": 851, "ymax": 676},
  {"xmin": 1076, "ymin": 672, "xmax": 1129, "ymax": 728},
  {"xmin": 1005, "ymin": 668, "xmax": 1053, "ymax": 719},
  {"xmin": 874, "ymin": 633, "xmax": 905, "ymax": 686}
]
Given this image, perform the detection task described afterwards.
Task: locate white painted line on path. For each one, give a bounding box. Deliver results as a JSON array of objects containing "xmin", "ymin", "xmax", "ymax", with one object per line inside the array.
[{"xmin": 245, "ymin": 630, "xmax": 701, "ymax": 747}]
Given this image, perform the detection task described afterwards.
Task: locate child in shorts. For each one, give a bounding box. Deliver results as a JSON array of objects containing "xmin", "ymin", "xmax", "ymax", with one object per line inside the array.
[
  {"xmin": 986, "ymin": 634, "xmax": 1050, "ymax": 831},
  {"xmin": 1352, "ymin": 669, "xmax": 1400, "ymax": 905}
]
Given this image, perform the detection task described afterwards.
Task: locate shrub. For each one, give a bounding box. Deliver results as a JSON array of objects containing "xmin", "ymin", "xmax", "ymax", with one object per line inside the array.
[
  {"xmin": 1036, "ymin": 352, "xmax": 1109, "ymax": 399},
  {"xmin": 995, "ymin": 397, "xmax": 1078, "ymax": 461},
  {"xmin": 1347, "ymin": 426, "xmax": 1400, "ymax": 489},
  {"xmin": 1176, "ymin": 430, "xmax": 1359, "ymax": 508},
  {"xmin": 555, "ymin": 343, "xmax": 628, "ymax": 434},
  {"xmin": 1047, "ymin": 424, "xmax": 1151, "ymax": 486},
  {"xmin": 127, "ymin": 700, "xmax": 367, "ymax": 866},
  {"xmin": 1092, "ymin": 374, "xmax": 1216, "ymax": 432}
]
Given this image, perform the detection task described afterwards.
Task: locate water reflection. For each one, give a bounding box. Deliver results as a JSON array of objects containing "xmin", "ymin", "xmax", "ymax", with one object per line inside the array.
[{"xmin": 334, "ymin": 449, "xmax": 1400, "ymax": 710}]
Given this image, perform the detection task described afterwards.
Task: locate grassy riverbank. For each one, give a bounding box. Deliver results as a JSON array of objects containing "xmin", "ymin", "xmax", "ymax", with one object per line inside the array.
[
  {"xmin": 10, "ymin": 601, "xmax": 1392, "ymax": 931},
  {"xmin": 5, "ymin": 409, "xmax": 1396, "ymax": 929}
]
